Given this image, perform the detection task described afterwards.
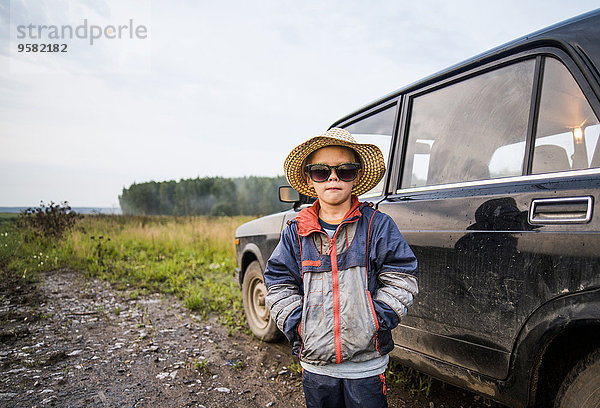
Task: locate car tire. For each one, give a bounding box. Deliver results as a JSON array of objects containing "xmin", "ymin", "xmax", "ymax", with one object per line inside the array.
[
  {"xmin": 554, "ymin": 348, "xmax": 600, "ymax": 408},
  {"xmin": 242, "ymin": 260, "xmax": 281, "ymax": 342}
]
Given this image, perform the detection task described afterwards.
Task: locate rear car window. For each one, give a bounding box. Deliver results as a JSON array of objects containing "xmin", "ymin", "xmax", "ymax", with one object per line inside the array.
[{"xmin": 532, "ymin": 57, "xmax": 600, "ymax": 174}]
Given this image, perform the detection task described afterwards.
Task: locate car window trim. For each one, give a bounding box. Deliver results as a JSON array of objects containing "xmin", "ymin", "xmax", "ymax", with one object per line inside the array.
[
  {"xmin": 386, "ymin": 96, "xmax": 403, "ymax": 196},
  {"xmin": 393, "ymin": 167, "xmax": 600, "ymax": 195},
  {"xmin": 523, "ymin": 56, "xmax": 545, "ymax": 175}
]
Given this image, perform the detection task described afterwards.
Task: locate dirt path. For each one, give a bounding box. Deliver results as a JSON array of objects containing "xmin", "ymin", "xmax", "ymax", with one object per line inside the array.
[{"xmin": 0, "ymin": 270, "xmax": 501, "ymax": 407}]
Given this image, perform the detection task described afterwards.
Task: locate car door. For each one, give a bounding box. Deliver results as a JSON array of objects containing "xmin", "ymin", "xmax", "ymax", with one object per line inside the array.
[{"xmin": 379, "ymin": 50, "xmax": 600, "ymax": 379}]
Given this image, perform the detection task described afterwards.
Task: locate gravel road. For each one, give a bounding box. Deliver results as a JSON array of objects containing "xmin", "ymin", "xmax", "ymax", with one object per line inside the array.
[{"xmin": 0, "ymin": 270, "xmax": 501, "ymax": 408}]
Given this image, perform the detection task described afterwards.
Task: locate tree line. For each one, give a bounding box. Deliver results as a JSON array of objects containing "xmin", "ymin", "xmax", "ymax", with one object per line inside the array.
[{"xmin": 118, "ymin": 176, "xmax": 292, "ymax": 216}]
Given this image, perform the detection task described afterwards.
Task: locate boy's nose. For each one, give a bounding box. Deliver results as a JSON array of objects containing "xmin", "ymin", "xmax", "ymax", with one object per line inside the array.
[{"xmin": 329, "ymin": 169, "xmax": 339, "ymax": 181}]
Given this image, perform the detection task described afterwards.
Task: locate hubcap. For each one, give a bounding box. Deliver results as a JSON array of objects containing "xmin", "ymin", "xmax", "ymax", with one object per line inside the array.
[{"xmin": 251, "ymin": 278, "xmax": 269, "ymax": 327}]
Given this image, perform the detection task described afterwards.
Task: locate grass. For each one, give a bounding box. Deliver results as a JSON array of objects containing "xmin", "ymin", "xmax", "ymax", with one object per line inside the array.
[
  {"xmin": 0, "ymin": 213, "xmax": 255, "ymax": 334},
  {"xmin": 0, "ymin": 213, "xmax": 19, "ymax": 226},
  {"xmin": 193, "ymin": 358, "xmax": 210, "ymax": 374},
  {"xmin": 386, "ymin": 359, "xmax": 433, "ymax": 397}
]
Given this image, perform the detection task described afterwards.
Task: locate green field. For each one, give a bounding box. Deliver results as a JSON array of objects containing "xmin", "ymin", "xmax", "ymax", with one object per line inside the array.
[
  {"xmin": 0, "ymin": 213, "xmax": 19, "ymax": 225},
  {"xmin": 0, "ymin": 213, "xmax": 255, "ymax": 334}
]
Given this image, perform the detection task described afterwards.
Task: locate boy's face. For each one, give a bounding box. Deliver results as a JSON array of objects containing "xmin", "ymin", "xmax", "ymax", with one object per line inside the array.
[{"xmin": 305, "ymin": 146, "xmax": 362, "ymax": 207}]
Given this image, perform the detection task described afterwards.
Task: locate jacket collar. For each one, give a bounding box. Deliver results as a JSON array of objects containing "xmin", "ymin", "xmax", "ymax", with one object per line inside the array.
[{"xmin": 296, "ymin": 195, "xmax": 363, "ymax": 237}]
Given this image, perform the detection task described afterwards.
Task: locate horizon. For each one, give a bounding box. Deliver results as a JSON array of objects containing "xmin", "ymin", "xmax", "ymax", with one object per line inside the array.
[{"xmin": 0, "ymin": 205, "xmax": 122, "ymax": 215}]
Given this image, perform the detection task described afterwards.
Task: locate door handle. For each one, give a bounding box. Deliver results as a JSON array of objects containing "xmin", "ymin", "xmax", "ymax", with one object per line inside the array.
[{"xmin": 529, "ymin": 196, "xmax": 593, "ymax": 225}]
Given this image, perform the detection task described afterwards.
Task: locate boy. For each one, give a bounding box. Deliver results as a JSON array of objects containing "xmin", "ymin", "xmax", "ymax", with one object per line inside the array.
[{"xmin": 265, "ymin": 128, "xmax": 418, "ymax": 408}]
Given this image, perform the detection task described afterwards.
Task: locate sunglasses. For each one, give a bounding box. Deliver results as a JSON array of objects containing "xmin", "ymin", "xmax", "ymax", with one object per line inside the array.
[{"xmin": 305, "ymin": 162, "xmax": 361, "ymax": 183}]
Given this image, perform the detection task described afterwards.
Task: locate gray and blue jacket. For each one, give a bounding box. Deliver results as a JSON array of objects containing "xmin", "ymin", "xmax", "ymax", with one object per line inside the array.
[{"xmin": 265, "ymin": 196, "xmax": 418, "ymax": 366}]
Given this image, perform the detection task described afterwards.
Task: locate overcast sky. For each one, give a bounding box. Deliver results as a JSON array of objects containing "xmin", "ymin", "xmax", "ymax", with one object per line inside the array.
[{"xmin": 1, "ymin": 0, "xmax": 599, "ymax": 207}]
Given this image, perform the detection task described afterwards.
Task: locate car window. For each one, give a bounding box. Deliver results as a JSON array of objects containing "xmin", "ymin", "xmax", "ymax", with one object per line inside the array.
[
  {"xmin": 344, "ymin": 104, "xmax": 397, "ymax": 196},
  {"xmin": 401, "ymin": 59, "xmax": 536, "ymax": 188},
  {"xmin": 531, "ymin": 57, "xmax": 600, "ymax": 174}
]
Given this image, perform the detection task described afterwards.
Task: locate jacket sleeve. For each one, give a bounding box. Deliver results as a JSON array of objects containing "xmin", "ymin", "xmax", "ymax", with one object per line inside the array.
[
  {"xmin": 264, "ymin": 223, "xmax": 304, "ymax": 343},
  {"xmin": 369, "ymin": 212, "xmax": 418, "ymax": 331}
]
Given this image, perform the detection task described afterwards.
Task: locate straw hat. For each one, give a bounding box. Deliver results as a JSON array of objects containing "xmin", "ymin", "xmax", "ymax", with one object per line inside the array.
[{"xmin": 283, "ymin": 128, "xmax": 386, "ymax": 197}]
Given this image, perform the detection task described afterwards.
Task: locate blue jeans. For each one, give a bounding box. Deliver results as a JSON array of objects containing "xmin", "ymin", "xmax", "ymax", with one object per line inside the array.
[{"xmin": 302, "ymin": 370, "xmax": 388, "ymax": 408}]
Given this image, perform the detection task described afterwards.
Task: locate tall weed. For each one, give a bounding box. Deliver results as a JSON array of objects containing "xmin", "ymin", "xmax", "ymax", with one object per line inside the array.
[{"xmin": 19, "ymin": 201, "xmax": 81, "ymax": 238}]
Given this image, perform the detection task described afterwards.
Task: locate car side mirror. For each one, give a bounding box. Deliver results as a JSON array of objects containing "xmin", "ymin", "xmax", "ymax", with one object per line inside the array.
[{"xmin": 279, "ymin": 186, "xmax": 300, "ymax": 203}]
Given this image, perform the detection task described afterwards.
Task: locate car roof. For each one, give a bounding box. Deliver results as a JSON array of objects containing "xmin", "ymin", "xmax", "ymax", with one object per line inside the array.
[{"xmin": 330, "ymin": 8, "xmax": 600, "ymax": 128}]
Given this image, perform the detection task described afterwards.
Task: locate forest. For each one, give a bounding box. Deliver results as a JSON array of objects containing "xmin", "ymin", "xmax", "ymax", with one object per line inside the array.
[{"xmin": 118, "ymin": 175, "xmax": 291, "ymax": 216}]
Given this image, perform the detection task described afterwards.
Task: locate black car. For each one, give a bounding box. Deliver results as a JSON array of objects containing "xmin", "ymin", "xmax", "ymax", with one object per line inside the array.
[{"xmin": 235, "ymin": 10, "xmax": 600, "ymax": 408}]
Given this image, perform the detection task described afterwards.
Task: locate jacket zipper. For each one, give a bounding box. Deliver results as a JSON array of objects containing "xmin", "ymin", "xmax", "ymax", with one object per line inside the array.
[
  {"xmin": 326, "ymin": 218, "xmax": 356, "ymax": 364},
  {"xmin": 327, "ymin": 236, "xmax": 343, "ymax": 364}
]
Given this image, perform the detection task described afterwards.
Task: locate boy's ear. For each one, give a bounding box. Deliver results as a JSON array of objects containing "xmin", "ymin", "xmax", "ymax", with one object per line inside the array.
[
  {"xmin": 306, "ymin": 171, "xmax": 314, "ymax": 188},
  {"xmin": 353, "ymin": 169, "xmax": 363, "ymax": 186}
]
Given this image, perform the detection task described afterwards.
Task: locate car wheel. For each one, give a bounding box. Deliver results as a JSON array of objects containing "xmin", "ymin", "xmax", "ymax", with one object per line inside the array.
[
  {"xmin": 242, "ymin": 260, "xmax": 281, "ymax": 342},
  {"xmin": 554, "ymin": 348, "xmax": 600, "ymax": 408}
]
